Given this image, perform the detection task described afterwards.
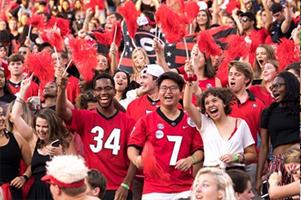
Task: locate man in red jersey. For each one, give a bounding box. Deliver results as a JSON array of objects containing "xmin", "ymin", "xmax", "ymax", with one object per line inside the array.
[
  {"xmin": 228, "ymin": 61, "xmax": 265, "ymax": 198},
  {"xmin": 7, "ymin": 53, "xmax": 39, "ymax": 101},
  {"xmin": 56, "ymin": 73, "xmax": 136, "ymax": 200},
  {"xmin": 128, "ymin": 72, "xmax": 203, "ymax": 200},
  {"xmin": 127, "ymin": 64, "xmax": 165, "ymax": 122}
]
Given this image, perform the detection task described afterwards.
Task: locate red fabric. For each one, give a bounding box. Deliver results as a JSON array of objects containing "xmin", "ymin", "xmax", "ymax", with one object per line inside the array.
[
  {"xmin": 230, "ymin": 95, "xmax": 265, "ymax": 146},
  {"xmin": 128, "ymin": 110, "xmax": 203, "ymax": 194},
  {"xmin": 66, "ymin": 76, "xmax": 80, "ymax": 104},
  {"xmin": 41, "ymin": 175, "xmax": 85, "ymax": 188},
  {"xmin": 8, "ymin": 80, "xmax": 39, "ymax": 101},
  {"xmin": 249, "ymin": 85, "xmax": 274, "ymax": 107},
  {"xmin": 0, "ymin": 183, "xmax": 12, "ymax": 200},
  {"xmin": 67, "ymin": 109, "xmax": 135, "ymax": 190},
  {"xmin": 0, "ymin": 60, "xmax": 10, "ymax": 79},
  {"xmin": 126, "ymin": 95, "xmax": 160, "ymax": 122}
]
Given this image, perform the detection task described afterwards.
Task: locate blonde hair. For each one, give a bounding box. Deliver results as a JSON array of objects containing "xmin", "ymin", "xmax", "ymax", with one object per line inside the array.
[
  {"xmin": 284, "ymin": 144, "xmax": 300, "ymax": 164},
  {"xmin": 192, "ymin": 168, "xmax": 237, "ymax": 200},
  {"xmin": 131, "ymin": 47, "xmax": 149, "ymax": 71}
]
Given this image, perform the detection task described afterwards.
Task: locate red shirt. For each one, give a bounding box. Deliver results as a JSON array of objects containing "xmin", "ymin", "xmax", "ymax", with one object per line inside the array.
[
  {"xmin": 198, "ymin": 78, "xmax": 216, "ymax": 91},
  {"xmin": 68, "ymin": 109, "xmax": 135, "ymax": 190},
  {"xmin": 249, "ymin": 85, "xmax": 274, "ymax": 107},
  {"xmin": 66, "ymin": 76, "xmax": 80, "ymax": 104},
  {"xmin": 128, "ymin": 108, "xmax": 203, "ymax": 194},
  {"xmin": 8, "ymin": 80, "xmax": 39, "ymax": 101},
  {"xmin": 230, "ymin": 91, "xmax": 265, "ymax": 145},
  {"xmin": 126, "ymin": 95, "xmax": 160, "ymax": 122}
]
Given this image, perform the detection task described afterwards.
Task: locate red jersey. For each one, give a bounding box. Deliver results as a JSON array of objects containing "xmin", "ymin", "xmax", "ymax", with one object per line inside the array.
[
  {"xmin": 68, "ymin": 109, "xmax": 135, "ymax": 190},
  {"xmin": 230, "ymin": 91, "xmax": 265, "ymax": 145},
  {"xmin": 198, "ymin": 78, "xmax": 216, "ymax": 91},
  {"xmin": 126, "ymin": 95, "xmax": 160, "ymax": 122},
  {"xmin": 249, "ymin": 85, "xmax": 274, "ymax": 107},
  {"xmin": 128, "ymin": 108, "xmax": 203, "ymax": 194},
  {"xmin": 7, "ymin": 80, "xmax": 39, "ymax": 101},
  {"xmin": 66, "ymin": 76, "xmax": 80, "ymax": 104}
]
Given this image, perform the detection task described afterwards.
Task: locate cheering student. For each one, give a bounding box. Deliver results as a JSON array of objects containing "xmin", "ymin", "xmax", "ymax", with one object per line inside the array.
[
  {"xmin": 128, "ymin": 72, "xmax": 204, "ymax": 200},
  {"xmin": 56, "ymin": 72, "xmax": 136, "ymax": 200}
]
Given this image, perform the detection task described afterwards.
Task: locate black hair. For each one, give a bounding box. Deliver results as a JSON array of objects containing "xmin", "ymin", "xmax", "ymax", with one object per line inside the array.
[
  {"xmin": 200, "ymin": 88, "xmax": 234, "ymax": 115},
  {"xmin": 285, "ymin": 62, "xmax": 300, "ymax": 77},
  {"xmin": 87, "ymin": 169, "xmax": 106, "ymax": 199},
  {"xmin": 195, "ymin": 10, "xmax": 212, "ymax": 33},
  {"xmin": 113, "ymin": 70, "xmax": 130, "ymax": 100},
  {"xmin": 156, "ymin": 72, "xmax": 185, "ymax": 91},
  {"xmin": 38, "ymin": 42, "xmax": 52, "ymax": 52},
  {"xmin": 8, "ymin": 53, "xmax": 24, "ymax": 64},
  {"xmin": 0, "ymin": 69, "xmax": 14, "ymax": 95},
  {"xmin": 227, "ymin": 169, "xmax": 251, "ymax": 193},
  {"xmin": 92, "ymin": 73, "xmax": 115, "ymax": 90}
]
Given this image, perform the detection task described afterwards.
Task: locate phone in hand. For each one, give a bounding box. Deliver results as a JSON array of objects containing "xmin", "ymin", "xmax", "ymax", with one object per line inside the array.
[{"xmin": 51, "ymin": 139, "xmax": 61, "ymax": 147}]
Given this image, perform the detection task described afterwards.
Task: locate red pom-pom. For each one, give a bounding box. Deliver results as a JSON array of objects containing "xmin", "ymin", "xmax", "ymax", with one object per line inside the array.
[
  {"xmin": 27, "ymin": 14, "xmax": 46, "ymax": 29},
  {"xmin": 40, "ymin": 29, "xmax": 65, "ymax": 52},
  {"xmin": 25, "ymin": 51, "xmax": 55, "ymax": 89},
  {"xmin": 225, "ymin": 0, "xmax": 240, "ymax": 15},
  {"xmin": 84, "ymin": 0, "xmax": 105, "ymax": 10},
  {"xmin": 69, "ymin": 38, "xmax": 98, "ymax": 81},
  {"xmin": 94, "ymin": 31, "xmax": 112, "ymax": 45},
  {"xmin": 47, "ymin": 17, "xmax": 71, "ymax": 37},
  {"xmin": 166, "ymin": 0, "xmax": 185, "ymax": 12},
  {"xmin": 155, "ymin": 4, "xmax": 187, "ymax": 43},
  {"xmin": 141, "ymin": 141, "xmax": 170, "ymax": 180},
  {"xmin": 117, "ymin": 1, "xmax": 140, "ymax": 38},
  {"xmin": 197, "ymin": 30, "xmax": 222, "ymax": 57},
  {"xmin": 112, "ymin": 22, "xmax": 122, "ymax": 47},
  {"xmin": 276, "ymin": 38, "xmax": 300, "ymax": 71},
  {"xmin": 184, "ymin": 1, "xmax": 199, "ymax": 24}
]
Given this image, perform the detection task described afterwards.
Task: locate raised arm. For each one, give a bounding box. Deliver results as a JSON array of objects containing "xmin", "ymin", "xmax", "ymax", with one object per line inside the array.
[
  {"xmin": 183, "ymin": 61, "xmax": 202, "ymax": 130},
  {"xmin": 56, "ymin": 71, "xmax": 73, "ymax": 123},
  {"xmin": 10, "ymin": 74, "xmax": 35, "ymax": 142},
  {"xmin": 281, "ymin": 3, "xmax": 293, "ymax": 34}
]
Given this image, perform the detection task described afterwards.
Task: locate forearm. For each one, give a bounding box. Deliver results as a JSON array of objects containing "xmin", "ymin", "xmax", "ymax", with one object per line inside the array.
[
  {"xmin": 191, "ymin": 150, "xmax": 204, "ymax": 164},
  {"xmin": 56, "ymin": 87, "xmax": 71, "ymax": 122},
  {"xmin": 127, "ymin": 146, "xmax": 140, "ymax": 163},
  {"xmin": 243, "ymin": 151, "xmax": 257, "ymax": 165},
  {"xmin": 256, "ymin": 147, "xmax": 268, "ymax": 180},
  {"xmin": 122, "ymin": 162, "xmax": 137, "ymax": 186},
  {"xmin": 269, "ymin": 180, "xmax": 300, "ymax": 199}
]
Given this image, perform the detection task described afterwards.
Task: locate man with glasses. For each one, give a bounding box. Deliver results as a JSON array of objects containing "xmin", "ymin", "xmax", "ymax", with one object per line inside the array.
[
  {"xmin": 269, "ymin": 2, "xmax": 296, "ymax": 43},
  {"xmin": 56, "ymin": 73, "xmax": 136, "ymax": 200},
  {"xmin": 128, "ymin": 72, "xmax": 203, "ymax": 200}
]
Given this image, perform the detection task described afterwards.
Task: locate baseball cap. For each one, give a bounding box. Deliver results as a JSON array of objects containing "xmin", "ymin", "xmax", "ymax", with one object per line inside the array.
[
  {"xmin": 137, "ymin": 15, "xmax": 149, "ymax": 26},
  {"xmin": 142, "ymin": 64, "xmax": 165, "ymax": 78},
  {"xmin": 270, "ymin": 3, "xmax": 283, "ymax": 14},
  {"xmin": 41, "ymin": 155, "xmax": 88, "ymax": 188}
]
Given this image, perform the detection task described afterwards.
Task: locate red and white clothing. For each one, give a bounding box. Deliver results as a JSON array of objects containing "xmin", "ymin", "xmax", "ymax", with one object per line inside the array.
[
  {"xmin": 67, "ymin": 109, "xmax": 135, "ymax": 190},
  {"xmin": 198, "ymin": 114, "xmax": 254, "ymax": 167},
  {"xmin": 8, "ymin": 80, "xmax": 39, "ymax": 101},
  {"xmin": 126, "ymin": 95, "xmax": 160, "ymax": 122},
  {"xmin": 249, "ymin": 85, "xmax": 274, "ymax": 107},
  {"xmin": 128, "ymin": 108, "xmax": 203, "ymax": 194}
]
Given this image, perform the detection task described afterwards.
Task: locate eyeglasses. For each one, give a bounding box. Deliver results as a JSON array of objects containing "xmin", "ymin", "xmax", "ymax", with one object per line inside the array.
[
  {"xmin": 159, "ymin": 86, "xmax": 179, "ymax": 93},
  {"xmin": 18, "ymin": 51, "xmax": 27, "ymax": 55},
  {"xmin": 269, "ymin": 83, "xmax": 285, "ymax": 91},
  {"xmin": 240, "ymin": 17, "xmax": 251, "ymax": 23}
]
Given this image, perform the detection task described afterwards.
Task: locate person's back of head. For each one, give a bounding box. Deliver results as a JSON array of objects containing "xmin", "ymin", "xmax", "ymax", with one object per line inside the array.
[{"xmin": 86, "ymin": 169, "xmax": 106, "ymax": 199}]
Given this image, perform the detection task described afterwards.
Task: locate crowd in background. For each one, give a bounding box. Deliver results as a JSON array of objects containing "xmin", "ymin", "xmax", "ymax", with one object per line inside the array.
[{"xmin": 0, "ymin": 0, "xmax": 300, "ymax": 199}]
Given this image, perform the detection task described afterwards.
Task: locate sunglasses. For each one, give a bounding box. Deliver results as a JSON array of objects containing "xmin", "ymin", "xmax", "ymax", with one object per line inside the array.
[{"xmin": 240, "ymin": 17, "xmax": 251, "ymax": 23}]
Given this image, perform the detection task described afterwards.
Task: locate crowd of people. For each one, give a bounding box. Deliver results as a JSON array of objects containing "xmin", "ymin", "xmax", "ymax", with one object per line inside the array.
[{"xmin": 0, "ymin": 0, "xmax": 300, "ymax": 199}]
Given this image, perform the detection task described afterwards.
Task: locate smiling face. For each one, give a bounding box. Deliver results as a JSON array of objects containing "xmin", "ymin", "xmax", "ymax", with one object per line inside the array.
[
  {"xmin": 35, "ymin": 117, "xmax": 50, "ymax": 143},
  {"xmin": 196, "ymin": 10, "xmax": 209, "ymax": 26},
  {"xmin": 194, "ymin": 173, "xmax": 222, "ymax": 200},
  {"xmin": 270, "ymin": 76, "xmax": 286, "ymax": 103},
  {"xmin": 159, "ymin": 79, "xmax": 181, "ymax": 108},
  {"xmin": 204, "ymin": 94, "xmax": 226, "ymax": 121},
  {"xmin": 262, "ymin": 62, "xmax": 277, "ymax": 82},
  {"xmin": 113, "ymin": 71, "xmax": 128, "ymax": 92},
  {"xmin": 191, "ymin": 44, "xmax": 206, "ymax": 71},
  {"xmin": 93, "ymin": 78, "xmax": 116, "ymax": 109},
  {"xmin": 95, "ymin": 54, "xmax": 108, "ymax": 72}
]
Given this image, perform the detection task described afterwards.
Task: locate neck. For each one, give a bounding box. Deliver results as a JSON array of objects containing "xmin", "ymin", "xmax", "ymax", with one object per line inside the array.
[
  {"xmin": 115, "ymin": 91, "xmax": 123, "ymax": 101},
  {"xmin": 9, "ymin": 75, "xmax": 23, "ymax": 83},
  {"xmin": 214, "ymin": 114, "xmax": 228, "ymax": 126},
  {"xmin": 148, "ymin": 89, "xmax": 159, "ymax": 101},
  {"xmin": 96, "ymin": 103, "xmax": 117, "ymax": 118},
  {"xmin": 44, "ymin": 97, "xmax": 57, "ymax": 107},
  {"xmin": 245, "ymin": 28, "xmax": 254, "ymax": 35},
  {"xmin": 160, "ymin": 106, "xmax": 179, "ymax": 119},
  {"xmin": 59, "ymin": 193, "xmax": 87, "ymax": 200},
  {"xmin": 234, "ymin": 89, "xmax": 248, "ymax": 103},
  {"xmin": 196, "ymin": 68, "xmax": 205, "ymax": 80}
]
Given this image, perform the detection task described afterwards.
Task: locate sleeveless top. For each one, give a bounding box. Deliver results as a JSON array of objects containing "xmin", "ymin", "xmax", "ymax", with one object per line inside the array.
[
  {"xmin": 0, "ymin": 131, "xmax": 22, "ymax": 183},
  {"xmin": 31, "ymin": 143, "xmax": 51, "ymax": 179}
]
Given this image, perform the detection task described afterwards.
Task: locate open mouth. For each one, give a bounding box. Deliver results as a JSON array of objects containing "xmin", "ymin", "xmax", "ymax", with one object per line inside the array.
[
  {"xmin": 99, "ymin": 96, "xmax": 110, "ymax": 104},
  {"xmin": 272, "ymin": 93, "xmax": 280, "ymax": 101},
  {"xmin": 229, "ymin": 81, "xmax": 236, "ymax": 87},
  {"xmin": 258, "ymin": 59, "xmax": 264, "ymax": 64}
]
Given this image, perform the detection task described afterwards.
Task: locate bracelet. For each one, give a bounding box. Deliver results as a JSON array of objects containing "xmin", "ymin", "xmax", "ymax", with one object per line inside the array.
[
  {"xmin": 121, "ymin": 183, "xmax": 129, "ymax": 190},
  {"xmin": 233, "ymin": 154, "xmax": 239, "ymax": 162},
  {"xmin": 191, "ymin": 155, "xmax": 196, "ymax": 164},
  {"xmin": 22, "ymin": 175, "xmax": 29, "ymax": 182}
]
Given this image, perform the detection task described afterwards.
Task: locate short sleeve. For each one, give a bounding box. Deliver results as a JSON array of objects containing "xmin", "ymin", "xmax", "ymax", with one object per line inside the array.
[
  {"xmin": 241, "ymin": 120, "xmax": 255, "ymax": 148},
  {"xmin": 260, "ymin": 109, "xmax": 269, "ymax": 129},
  {"xmin": 128, "ymin": 117, "xmax": 147, "ymax": 149},
  {"xmin": 191, "ymin": 128, "xmax": 204, "ymax": 153},
  {"xmin": 68, "ymin": 109, "xmax": 89, "ymax": 135}
]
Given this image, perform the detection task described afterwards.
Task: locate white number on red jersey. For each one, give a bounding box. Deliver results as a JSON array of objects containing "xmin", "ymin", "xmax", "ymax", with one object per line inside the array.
[
  {"xmin": 167, "ymin": 135, "xmax": 183, "ymax": 166},
  {"xmin": 90, "ymin": 126, "xmax": 121, "ymax": 155}
]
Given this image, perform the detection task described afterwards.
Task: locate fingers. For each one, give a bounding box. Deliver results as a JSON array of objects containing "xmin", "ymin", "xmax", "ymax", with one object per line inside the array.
[{"xmin": 10, "ymin": 177, "xmax": 25, "ymax": 189}]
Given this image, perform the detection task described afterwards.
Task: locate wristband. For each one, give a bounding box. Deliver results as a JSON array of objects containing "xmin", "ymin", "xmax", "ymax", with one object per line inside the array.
[
  {"xmin": 191, "ymin": 155, "xmax": 196, "ymax": 164},
  {"xmin": 233, "ymin": 154, "xmax": 239, "ymax": 162},
  {"xmin": 23, "ymin": 175, "xmax": 29, "ymax": 182},
  {"xmin": 121, "ymin": 183, "xmax": 129, "ymax": 190}
]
